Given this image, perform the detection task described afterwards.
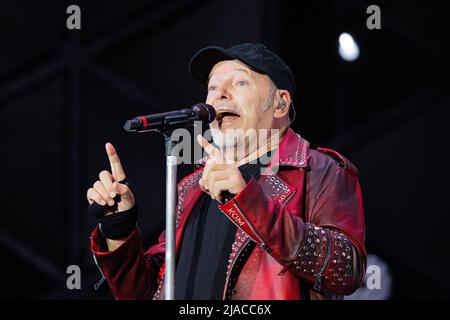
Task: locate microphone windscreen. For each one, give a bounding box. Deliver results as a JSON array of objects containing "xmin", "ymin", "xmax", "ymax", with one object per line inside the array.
[{"xmin": 194, "ymin": 103, "xmax": 216, "ymax": 124}]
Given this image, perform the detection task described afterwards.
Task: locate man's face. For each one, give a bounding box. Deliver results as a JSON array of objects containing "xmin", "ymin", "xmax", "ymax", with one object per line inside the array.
[{"xmin": 206, "ymin": 60, "xmax": 276, "ymax": 149}]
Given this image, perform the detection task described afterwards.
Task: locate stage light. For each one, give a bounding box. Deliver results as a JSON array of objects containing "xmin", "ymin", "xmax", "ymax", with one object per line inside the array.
[{"xmin": 338, "ymin": 32, "xmax": 359, "ymax": 61}]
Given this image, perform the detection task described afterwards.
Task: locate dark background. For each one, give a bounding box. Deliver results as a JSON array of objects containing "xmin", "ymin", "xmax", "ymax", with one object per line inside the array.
[{"xmin": 0, "ymin": 0, "xmax": 449, "ymax": 299}]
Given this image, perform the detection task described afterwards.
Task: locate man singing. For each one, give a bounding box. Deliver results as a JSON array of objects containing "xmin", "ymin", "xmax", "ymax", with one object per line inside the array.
[{"xmin": 87, "ymin": 43, "xmax": 366, "ymax": 300}]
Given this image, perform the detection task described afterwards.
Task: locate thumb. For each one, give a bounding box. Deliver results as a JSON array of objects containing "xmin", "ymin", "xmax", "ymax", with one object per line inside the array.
[
  {"xmin": 113, "ymin": 181, "xmax": 131, "ymax": 197},
  {"xmin": 113, "ymin": 182, "xmax": 135, "ymax": 212}
]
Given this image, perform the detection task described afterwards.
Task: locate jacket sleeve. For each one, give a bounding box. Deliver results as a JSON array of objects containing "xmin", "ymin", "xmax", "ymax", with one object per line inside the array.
[
  {"xmin": 218, "ymin": 158, "xmax": 366, "ymax": 296},
  {"xmin": 90, "ymin": 225, "xmax": 165, "ymax": 300}
]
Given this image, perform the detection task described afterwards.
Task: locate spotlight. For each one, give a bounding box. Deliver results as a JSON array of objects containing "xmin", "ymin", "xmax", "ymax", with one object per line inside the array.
[{"xmin": 338, "ymin": 32, "xmax": 360, "ymax": 61}]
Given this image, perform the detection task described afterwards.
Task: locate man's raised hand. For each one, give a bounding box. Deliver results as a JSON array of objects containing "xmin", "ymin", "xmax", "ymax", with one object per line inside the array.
[
  {"xmin": 197, "ymin": 135, "xmax": 246, "ymax": 202},
  {"xmin": 86, "ymin": 143, "xmax": 135, "ymax": 214}
]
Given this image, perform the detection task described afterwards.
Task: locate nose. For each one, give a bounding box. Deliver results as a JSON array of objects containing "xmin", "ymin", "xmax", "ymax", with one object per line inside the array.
[{"xmin": 214, "ymin": 85, "xmax": 231, "ymax": 102}]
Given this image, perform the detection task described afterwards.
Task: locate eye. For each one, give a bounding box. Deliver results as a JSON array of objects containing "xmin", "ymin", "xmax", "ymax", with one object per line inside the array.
[
  {"xmin": 236, "ymin": 80, "xmax": 248, "ymax": 87},
  {"xmin": 208, "ymin": 85, "xmax": 217, "ymax": 92}
]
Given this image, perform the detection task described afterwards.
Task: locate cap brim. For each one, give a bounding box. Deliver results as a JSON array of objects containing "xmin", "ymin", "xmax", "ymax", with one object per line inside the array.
[{"xmin": 188, "ymin": 46, "xmax": 239, "ymax": 86}]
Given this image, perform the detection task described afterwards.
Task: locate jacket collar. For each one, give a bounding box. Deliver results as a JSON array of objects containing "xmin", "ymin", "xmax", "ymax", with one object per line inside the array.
[{"xmin": 194, "ymin": 128, "xmax": 310, "ymax": 170}]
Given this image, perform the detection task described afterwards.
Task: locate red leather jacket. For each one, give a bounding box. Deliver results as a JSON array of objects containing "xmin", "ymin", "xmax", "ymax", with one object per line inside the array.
[{"xmin": 91, "ymin": 128, "xmax": 366, "ymax": 300}]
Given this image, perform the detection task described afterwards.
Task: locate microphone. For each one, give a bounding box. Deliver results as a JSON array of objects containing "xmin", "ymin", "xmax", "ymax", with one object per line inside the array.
[{"xmin": 123, "ymin": 103, "xmax": 216, "ymax": 133}]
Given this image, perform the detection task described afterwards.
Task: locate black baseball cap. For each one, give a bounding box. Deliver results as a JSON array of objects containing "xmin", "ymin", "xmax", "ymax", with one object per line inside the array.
[{"xmin": 188, "ymin": 43, "xmax": 296, "ymax": 97}]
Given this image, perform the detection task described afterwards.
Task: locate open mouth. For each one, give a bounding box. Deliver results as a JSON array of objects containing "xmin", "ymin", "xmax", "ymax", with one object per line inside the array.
[{"xmin": 216, "ymin": 111, "xmax": 240, "ymax": 123}]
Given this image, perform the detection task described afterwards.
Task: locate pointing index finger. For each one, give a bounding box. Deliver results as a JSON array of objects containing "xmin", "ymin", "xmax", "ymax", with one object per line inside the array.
[
  {"xmin": 105, "ymin": 142, "xmax": 126, "ymax": 181},
  {"xmin": 197, "ymin": 135, "xmax": 224, "ymax": 162}
]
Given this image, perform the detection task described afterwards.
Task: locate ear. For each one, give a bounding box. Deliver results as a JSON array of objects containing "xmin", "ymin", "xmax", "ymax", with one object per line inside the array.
[{"xmin": 273, "ymin": 89, "xmax": 291, "ymax": 119}]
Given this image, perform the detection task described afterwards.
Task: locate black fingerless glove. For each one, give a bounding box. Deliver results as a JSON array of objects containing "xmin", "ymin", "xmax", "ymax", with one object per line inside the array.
[
  {"xmin": 88, "ymin": 179, "xmax": 138, "ymax": 240},
  {"xmin": 97, "ymin": 205, "xmax": 138, "ymax": 240}
]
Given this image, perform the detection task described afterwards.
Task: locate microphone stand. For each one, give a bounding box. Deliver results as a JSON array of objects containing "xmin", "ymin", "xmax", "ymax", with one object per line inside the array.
[
  {"xmin": 163, "ymin": 131, "xmax": 177, "ymax": 300},
  {"xmin": 123, "ymin": 104, "xmax": 216, "ymax": 299}
]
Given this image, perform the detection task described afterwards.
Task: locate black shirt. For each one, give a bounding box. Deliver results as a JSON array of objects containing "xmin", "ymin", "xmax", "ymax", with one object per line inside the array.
[{"xmin": 175, "ymin": 161, "xmax": 266, "ymax": 300}]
